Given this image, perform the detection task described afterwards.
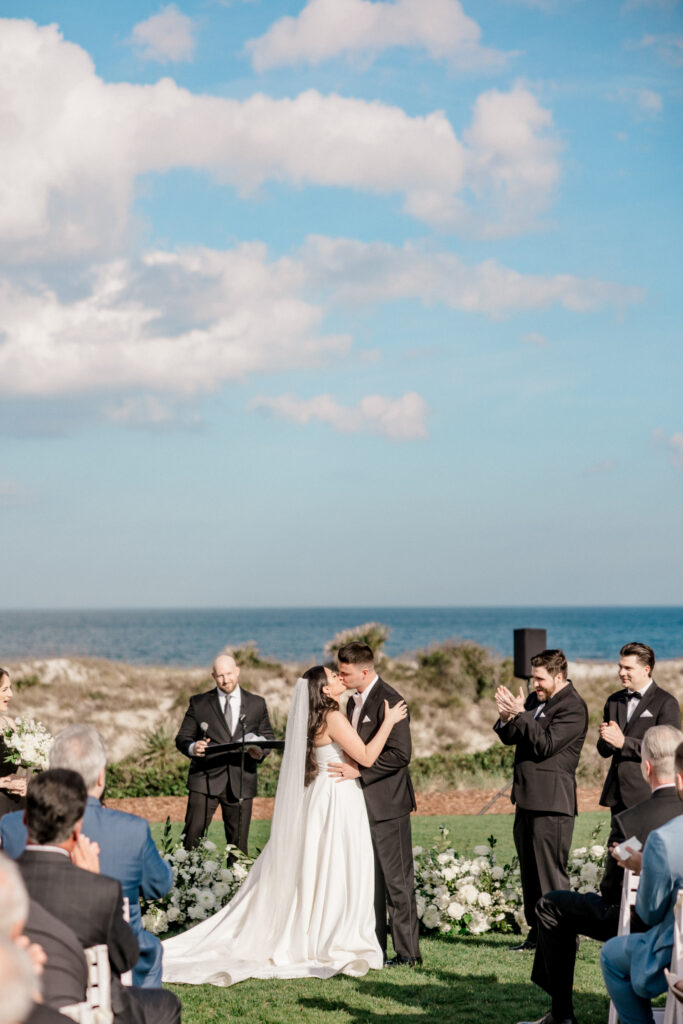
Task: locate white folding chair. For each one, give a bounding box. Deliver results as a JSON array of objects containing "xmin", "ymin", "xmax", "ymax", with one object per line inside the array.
[
  {"xmin": 60, "ymin": 944, "xmax": 113, "ymax": 1024},
  {"xmin": 120, "ymin": 896, "xmax": 133, "ymax": 988}
]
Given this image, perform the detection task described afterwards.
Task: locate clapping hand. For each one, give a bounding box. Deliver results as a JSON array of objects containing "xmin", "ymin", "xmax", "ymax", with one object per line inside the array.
[
  {"xmin": 384, "ymin": 699, "xmax": 408, "ymax": 726},
  {"xmin": 71, "ymin": 834, "xmax": 101, "ymax": 873},
  {"xmin": 600, "ymin": 721, "xmax": 625, "ymax": 749},
  {"xmin": 495, "ymin": 685, "xmax": 526, "ymax": 722}
]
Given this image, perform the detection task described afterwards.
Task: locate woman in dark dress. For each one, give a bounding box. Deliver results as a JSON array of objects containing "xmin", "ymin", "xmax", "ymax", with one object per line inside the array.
[{"xmin": 0, "ymin": 669, "xmax": 27, "ymax": 818}]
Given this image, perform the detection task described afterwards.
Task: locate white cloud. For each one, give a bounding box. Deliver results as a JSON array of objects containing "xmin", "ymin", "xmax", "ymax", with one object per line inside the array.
[
  {"xmin": 521, "ymin": 332, "xmax": 549, "ymax": 345},
  {"xmin": 0, "ymin": 246, "xmax": 349, "ymax": 398},
  {"xmin": 129, "ymin": 4, "xmax": 197, "ymax": 63},
  {"xmin": 652, "ymin": 429, "xmax": 683, "ymax": 472},
  {"xmin": 0, "ymin": 236, "xmax": 644, "ymax": 405},
  {"xmin": 610, "ymin": 85, "xmax": 663, "ymax": 119},
  {"xmin": 298, "ymin": 236, "xmax": 645, "ymax": 316},
  {"xmin": 246, "ymin": 0, "xmax": 509, "ymax": 73},
  {"xmin": 638, "ymin": 32, "xmax": 683, "ymax": 66},
  {"xmin": 250, "ymin": 392, "xmax": 429, "ymax": 441},
  {"xmin": 0, "ymin": 20, "xmax": 561, "ymax": 259}
]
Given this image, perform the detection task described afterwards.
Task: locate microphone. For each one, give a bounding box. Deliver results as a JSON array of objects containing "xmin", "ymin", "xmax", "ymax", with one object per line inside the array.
[{"xmin": 200, "ymin": 721, "xmax": 209, "ymax": 738}]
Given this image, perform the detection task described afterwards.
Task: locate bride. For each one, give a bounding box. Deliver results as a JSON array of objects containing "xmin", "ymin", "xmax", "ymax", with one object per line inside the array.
[{"xmin": 161, "ymin": 665, "xmax": 407, "ymax": 986}]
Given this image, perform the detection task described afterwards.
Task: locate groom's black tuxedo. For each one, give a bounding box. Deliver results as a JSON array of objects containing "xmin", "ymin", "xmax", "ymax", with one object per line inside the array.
[
  {"xmin": 176, "ymin": 686, "xmax": 273, "ymax": 852},
  {"xmin": 597, "ymin": 681, "xmax": 681, "ymax": 811},
  {"xmin": 348, "ymin": 676, "xmax": 420, "ymax": 961}
]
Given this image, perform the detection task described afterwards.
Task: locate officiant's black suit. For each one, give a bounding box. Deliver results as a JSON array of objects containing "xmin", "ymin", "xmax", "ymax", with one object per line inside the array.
[
  {"xmin": 18, "ymin": 848, "xmax": 180, "ymax": 1024},
  {"xmin": 530, "ymin": 784, "xmax": 683, "ymax": 1023},
  {"xmin": 176, "ymin": 687, "xmax": 274, "ymax": 852},
  {"xmin": 348, "ymin": 676, "xmax": 420, "ymax": 961},
  {"xmin": 597, "ymin": 682, "xmax": 681, "ymax": 812},
  {"xmin": 494, "ymin": 682, "xmax": 588, "ymax": 938}
]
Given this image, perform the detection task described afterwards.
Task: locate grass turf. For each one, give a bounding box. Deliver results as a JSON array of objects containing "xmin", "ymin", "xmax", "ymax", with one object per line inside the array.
[{"xmin": 153, "ymin": 811, "xmax": 615, "ymax": 1023}]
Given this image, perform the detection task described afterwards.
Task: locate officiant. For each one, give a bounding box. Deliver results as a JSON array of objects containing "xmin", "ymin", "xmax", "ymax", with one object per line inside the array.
[{"xmin": 176, "ymin": 653, "xmax": 274, "ymax": 854}]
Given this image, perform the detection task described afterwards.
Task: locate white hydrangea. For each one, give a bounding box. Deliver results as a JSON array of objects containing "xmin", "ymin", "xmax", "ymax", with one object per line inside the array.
[
  {"xmin": 491, "ymin": 866, "xmax": 505, "ymax": 881},
  {"xmin": 590, "ymin": 845, "xmax": 605, "ymax": 859},
  {"xmin": 458, "ymin": 883, "xmax": 479, "ymax": 905},
  {"xmin": 477, "ymin": 891, "xmax": 492, "ymax": 908},
  {"xmin": 580, "ymin": 862, "xmax": 600, "ymax": 884},
  {"xmin": 422, "ymin": 905, "xmax": 442, "ymax": 929},
  {"xmin": 412, "ymin": 846, "xmax": 423, "ymax": 857},
  {"xmin": 447, "ymin": 901, "xmax": 466, "ymax": 920},
  {"xmin": 473, "ymin": 845, "xmax": 491, "ymax": 856}
]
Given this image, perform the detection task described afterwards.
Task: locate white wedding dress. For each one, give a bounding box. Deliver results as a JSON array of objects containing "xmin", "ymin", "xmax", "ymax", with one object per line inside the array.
[{"xmin": 162, "ymin": 686, "xmax": 383, "ymax": 986}]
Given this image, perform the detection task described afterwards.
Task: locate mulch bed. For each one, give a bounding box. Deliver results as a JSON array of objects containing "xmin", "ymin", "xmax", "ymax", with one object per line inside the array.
[{"xmin": 108, "ymin": 787, "xmax": 606, "ymax": 822}]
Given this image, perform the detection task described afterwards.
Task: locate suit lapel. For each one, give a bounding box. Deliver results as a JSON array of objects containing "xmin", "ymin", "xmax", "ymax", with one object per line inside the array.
[
  {"xmin": 623, "ymin": 682, "xmax": 658, "ymax": 732},
  {"xmin": 615, "ymin": 691, "xmax": 629, "ymax": 731},
  {"xmin": 358, "ymin": 678, "xmax": 384, "ymax": 739},
  {"xmin": 208, "ymin": 691, "xmax": 232, "ymax": 742}
]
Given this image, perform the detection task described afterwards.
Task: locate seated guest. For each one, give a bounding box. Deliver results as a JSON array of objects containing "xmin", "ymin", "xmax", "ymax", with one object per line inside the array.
[
  {"xmin": 518, "ymin": 724, "xmax": 683, "ymax": 1024},
  {"xmin": 0, "ymin": 850, "xmax": 87, "ymax": 1010},
  {"xmin": 17, "ymin": 769, "xmax": 180, "ymax": 1024},
  {"xmin": 600, "ymin": 738, "xmax": 683, "ymax": 1024},
  {"xmin": 0, "ymin": 936, "xmax": 49, "ymax": 1024},
  {"xmin": 0, "ymin": 725, "xmax": 173, "ymax": 988}
]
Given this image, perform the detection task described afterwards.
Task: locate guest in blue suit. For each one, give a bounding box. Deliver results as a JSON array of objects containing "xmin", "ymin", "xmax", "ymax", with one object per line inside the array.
[
  {"xmin": 0, "ymin": 725, "xmax": 172, "ymax": 989},
  {"xmin": 600, "ymin": 739, "xmax": 683, "ymax": 1024}
]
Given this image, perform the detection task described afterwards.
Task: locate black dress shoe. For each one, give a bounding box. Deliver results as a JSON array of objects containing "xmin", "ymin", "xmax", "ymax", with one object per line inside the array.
[
  {"xmin": 510, "ymin": 938, "xmax": 537, "ymax": 951},
  {"xmin": 384, "ymin": 955, "xmax": 423, "ymax": 967}
]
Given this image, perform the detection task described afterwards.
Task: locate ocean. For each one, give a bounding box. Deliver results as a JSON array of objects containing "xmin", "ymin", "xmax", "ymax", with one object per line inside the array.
[{"xmin": 0, "ymin": 606, "xmax": 681, "ymax": 666}]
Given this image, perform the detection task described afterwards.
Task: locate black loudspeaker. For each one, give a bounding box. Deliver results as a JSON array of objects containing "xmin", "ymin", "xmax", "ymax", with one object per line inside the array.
[{"xmin": 513, "ymin": 628, "xmax": 547, "ymax": 679}]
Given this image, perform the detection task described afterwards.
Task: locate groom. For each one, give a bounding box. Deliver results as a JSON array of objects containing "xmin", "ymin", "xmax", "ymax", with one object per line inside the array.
[{"xmin": 331, "ymin": 641, "xmax": 421, "ymax": 966}]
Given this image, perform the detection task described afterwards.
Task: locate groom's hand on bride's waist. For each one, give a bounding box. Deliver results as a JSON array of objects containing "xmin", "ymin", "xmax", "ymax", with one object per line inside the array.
[{"xmin": 328, "ymin": 760, "xmax": 360, "ymax": 782}]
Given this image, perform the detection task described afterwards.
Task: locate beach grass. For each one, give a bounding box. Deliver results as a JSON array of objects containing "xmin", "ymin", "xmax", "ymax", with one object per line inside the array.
[{"xmin": 155, "ymin": 811, "xmax": 615, "ymax": 1023}]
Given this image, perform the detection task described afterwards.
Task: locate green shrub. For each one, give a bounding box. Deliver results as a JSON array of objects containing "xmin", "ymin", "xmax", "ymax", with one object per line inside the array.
[
  {"xmin": 13, "ymin": 674, "xmax": 40, "ymax": 690},
  {"xmin": 416, "ymin": 642, "xmax": 513, "ymax": 706},
  {"xmin": 410, "ymin": 745, "xmax": 515, "ymax": 791},
  {"xmin": 324, "ymin": 622, "xmax": 390, "ymax": 659}
]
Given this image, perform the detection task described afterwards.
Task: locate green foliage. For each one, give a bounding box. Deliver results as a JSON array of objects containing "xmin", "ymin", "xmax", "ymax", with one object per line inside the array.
[
  {"xmin": 105, "ymin": 727, "xmax": 188, "ymax": 798},
  {"xmin": 229, "ymin": 643, "xmax": 281, "ymax": 671},
  {"xmin": 13, "ymin": 674, "xmax": 40, "ymax": 690},
  {"xmin": 324, "ymin": 622, "xmax": 390, "ymax": 659},
  {"xmin": 416, "ymin": 641, "xmax": 512, "ymax": 706},
  {"xmin": 410, "ymin": 745, "xmax": 516, "ymax": 791}
]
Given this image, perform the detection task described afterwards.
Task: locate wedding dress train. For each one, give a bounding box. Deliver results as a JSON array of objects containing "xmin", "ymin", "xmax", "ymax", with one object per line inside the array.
[{"xmin": 161, "ymin": 739, "xmax": 383, "ymax": 986}]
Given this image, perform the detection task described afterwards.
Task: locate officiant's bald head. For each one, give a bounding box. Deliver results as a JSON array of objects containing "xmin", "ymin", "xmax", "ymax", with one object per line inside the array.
[{"xmin": 212, "ymin": 654, "xmax": 240, "ymax": 695}]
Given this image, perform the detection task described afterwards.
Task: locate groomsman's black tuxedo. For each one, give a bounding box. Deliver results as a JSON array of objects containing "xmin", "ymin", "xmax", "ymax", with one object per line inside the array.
[
  {"xmin": 176, "ymin": 686, "xmax": 274, "ymax": 853},
  {"xmin": 531, "ymin": 784, "xmax": 683, "ymax": 1024},
  {"xmin": 348, "ymin": 676, "xmax": 420, "ymax": 962},
  {"xmin": 597, "ymin": 681, "xmax": 681, "ymax": 812},
  {"xmin": 494, "ymin": 681, "xmax": 588, "ymax": 939},
  {"xmin": 18, "ymin": 848, "xmax": 180, "ymax": 1024}
]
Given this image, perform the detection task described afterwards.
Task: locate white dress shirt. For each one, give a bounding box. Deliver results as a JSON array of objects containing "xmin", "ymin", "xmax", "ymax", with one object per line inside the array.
[
  {"xmin": 626, "ymin": 679, "xmax": 652, "ymax": 723},
  {"xmin": 189, "ymin": 685, "xmax": 242, "ymax": 755},
  {"xmin": 351, "ymin": 676, "xmax": 378, "ymax": 730}
]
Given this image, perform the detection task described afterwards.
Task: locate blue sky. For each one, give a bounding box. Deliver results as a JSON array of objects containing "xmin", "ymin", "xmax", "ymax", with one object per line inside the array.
[{"xmin": 0, "ymin": 0, "xmax": 681, "ymax": 608}]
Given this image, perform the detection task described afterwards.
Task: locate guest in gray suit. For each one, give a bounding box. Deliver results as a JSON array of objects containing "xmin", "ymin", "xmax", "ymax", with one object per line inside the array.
[
  {"xmin": 601, "ymin": 739, "xmax": 683, "ymax": 1024},
  {"xmin": 176, "ymin": 653, "xmax": 274, "ymax": 853}
]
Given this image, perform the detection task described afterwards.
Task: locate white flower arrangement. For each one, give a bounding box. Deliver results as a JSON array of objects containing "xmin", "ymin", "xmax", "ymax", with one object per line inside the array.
[
  {"xmin": 413, "ymin": 824, "xmax": 608, "ymax": 938},
  {"xmin": 2, "ymin": 718, "xmax": 53, "ymax": 771},
  {"xmin": 141, "ymin": 831, "xmax": 253, "ymax": 937}
]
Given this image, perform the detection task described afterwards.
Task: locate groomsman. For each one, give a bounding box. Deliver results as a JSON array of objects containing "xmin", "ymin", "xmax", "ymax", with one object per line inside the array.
[
  {"xmin": 598, "ymin": 642, "xmax": 681, "ymax": 826},
  {"xmin": 494, "ymin": 650, "xmax": 588, "ymax": 951},
  {"xmin": 176, "ymin": 653, "xmax": 274, "ymax": 853},
  {"xmin": 331, "ymin": 642, "xmax": 421, "ymax": 967}
]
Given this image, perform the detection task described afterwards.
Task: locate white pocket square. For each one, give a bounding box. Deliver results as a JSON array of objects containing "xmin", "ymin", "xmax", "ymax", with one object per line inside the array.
[
  {"xmin": 362, "ymin": 715, "xmax": 371, "ymax": 724},
  {"xmin": 640, "ymin": 709, "xmax": 654, "ymax": 718},
  {"xmin": 538, "ymin": 712, "xmax": 546, "ymax": 718}
]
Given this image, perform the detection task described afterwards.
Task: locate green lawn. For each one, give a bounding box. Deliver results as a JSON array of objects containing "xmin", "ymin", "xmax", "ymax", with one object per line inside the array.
[{"xmin": 153, "ymin": 811, "xmax": 616, "ymax": 1023}]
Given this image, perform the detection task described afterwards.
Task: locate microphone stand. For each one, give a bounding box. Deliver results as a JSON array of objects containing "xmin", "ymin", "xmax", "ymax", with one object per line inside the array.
[{"xmin": 237, "ymin": 714, "xmax": 247, "ymax": 854}]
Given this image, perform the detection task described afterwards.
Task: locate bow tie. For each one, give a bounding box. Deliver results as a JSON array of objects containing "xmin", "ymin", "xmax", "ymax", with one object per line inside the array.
[
  {"xmin": 353, "ymin": 692, "xmax": 363, "ymax": 705},
  {"xmin": 626, "ymin": 690, "xmax": 642, "ymax": 700}
]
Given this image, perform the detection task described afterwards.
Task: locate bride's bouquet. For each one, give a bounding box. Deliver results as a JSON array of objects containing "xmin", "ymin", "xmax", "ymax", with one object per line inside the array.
[
  {"xmin": 142, "ymin": 825, "xmax": 253, "ymax": 938},
  {"xmin": 2, "ymin": 717, "xmax": 53, "ymax": 772}
]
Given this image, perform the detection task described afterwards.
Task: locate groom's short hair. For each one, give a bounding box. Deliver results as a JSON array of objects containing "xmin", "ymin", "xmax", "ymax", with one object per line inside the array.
[{"xmin": 337, "ymin": 642, "xmax": 374, "ymax": 666}]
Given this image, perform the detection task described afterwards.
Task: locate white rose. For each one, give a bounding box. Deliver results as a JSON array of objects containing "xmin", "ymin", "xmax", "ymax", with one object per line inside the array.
[
  {"xmin": 203, "ymin": 840, "xmax": 217, "ymax": 852},
  {"xmin": 422, "ymin": 905, "xmax": 442, "ymax": 930},
  {"xmin": 491, "ymin": 866, "xmax": 505, "ymax": 881},
  {"xmin": 219, "ymin": 868, "xmax": 234, "ymax": 882},
  {"xmin": 572, "ymin": 847, "xmax": 587, "ymax": 858},
  {"xmin": 442, "ymin": 867, "xmax": 456, "ymax": 882},
  {"xmin": 468, "ymin": 911, "xmax": 490, "ymax": 935},
  {"xmin": 415, "ymin": 895, "xmax": 426, "ymax": 918},
  {"xmin": 473, "ymin": 845, "xmax": 491, "ymax": 857},
  {"xmin": 477, "ymin": 891, "xmax": 492, "ymax": 908},
  {"xmin": 173, "ymin": 849, "xmax": 189, "ymax": 864},
  {"xmin": 590, "ymin": 845, "xmax": 605, "ymax": 858},
  {"xmin": 166, "ymin": 906, "xmax": 180, "ymax": 922},
  {"xmin": 447, "ymin": 901, "xmax": 465, "ymax": 920},
  {"xmin": 580, "ymin": 862, "xmax": 600, "ymax": 884},
  {"xmin": 459, "ymin": 883, "xmax": 478, "ymax": 905},
  {"xmin": 435, "ymin": 893, "xmax": 450, "ymax": 910}
]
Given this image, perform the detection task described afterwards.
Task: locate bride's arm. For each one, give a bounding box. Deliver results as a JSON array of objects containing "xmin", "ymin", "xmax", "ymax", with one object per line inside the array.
[{"xmin": 326, "ymin": 703, "xmax": 407, "ymax": 767}]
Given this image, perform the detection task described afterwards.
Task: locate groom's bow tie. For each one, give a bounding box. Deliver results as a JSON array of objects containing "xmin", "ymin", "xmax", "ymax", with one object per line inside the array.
[
  {"xmin": 626, "ymin": 690, "xmax": 642, "ymax": 700},
  {"xmin": 352, "ymin": 692, "xmax": 363, "ymax": 704}
]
